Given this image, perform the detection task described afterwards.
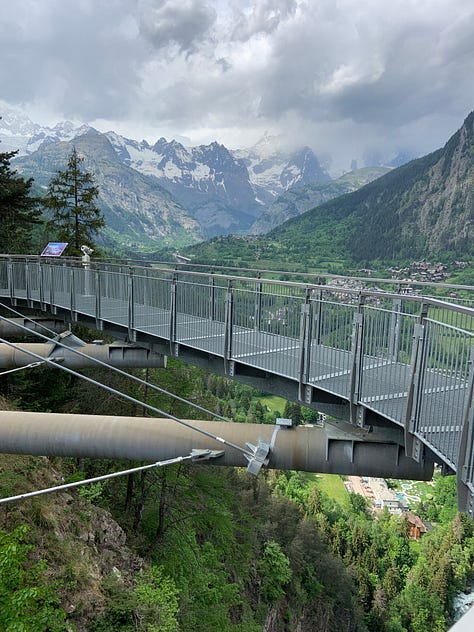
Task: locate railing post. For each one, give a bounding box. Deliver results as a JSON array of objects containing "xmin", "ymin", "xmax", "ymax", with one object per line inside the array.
[
  {"xmin": 49, "ymin": 263, "xmax": 56, "ymax": 314},
  {"xmin": 38, "ymin": 259, "xmax": 45, "ymax": 311},
  {"xmin": 298, "ymin": 288, "xmax": 313, "ymax": 401},
  {"xmin": 349, "ymin": 295, "xmax": 365, "ymax": 426},
  {"xmin": 312, "ymin": 288, "xmax": 323, "ymax": 346},
  {"xmin": 169, "ymin": 272, "xmax": 178, "ymax": 355},
  {"xmin": 142, "ymin": 267, "xmax": 149, "ymax": 306},
  {"xmin": 403, "ymin": 303, "xmax": 428, "ymax": 462},
  {"xmin": 128, "ymin": 267, "xmax": 135, "ymax": 342},
  {"xmin": 60, "ymin": 259, "xmax": 67, "ymax": 315},
  {"xmin": 457, "ymin": 345, "xmax": 474, "ymax": 517},
  {"xmin": 25, "ymin": 259, "xmax": 31, "ymax": 307},
  {"xmin": 208, "ymin": 270, "xmax": 216, "ymax": 321},
  {"xmin": 389, "ymin": 298, "xmax": 402, "ymax": 361},
  {"xmin": 223, "ymin": 280, "xmax": 234, "ymax": 376},
  {"xmin": 7, "ymin": 258, "xmax": 14, "ymax": 305},
  {"xmin": 254, "ymin": 273, "xmax": 262, "ymax": 331},
  {"xmin": 69, "ymin": 267, "xmax": 76, "ymax": 320},
  {"xmin": 95, "ymin": 269, "xmax": 102, "ymax": 330}
]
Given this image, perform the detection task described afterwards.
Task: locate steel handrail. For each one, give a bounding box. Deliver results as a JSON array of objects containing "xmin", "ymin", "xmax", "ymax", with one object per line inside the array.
[
  {"xmin": 1, "ymin": 254, "xmax": 473, "ymax": 293},
  {"xmin": 1, "ymin": 255, "xmax": 473, "ymax": 319}
]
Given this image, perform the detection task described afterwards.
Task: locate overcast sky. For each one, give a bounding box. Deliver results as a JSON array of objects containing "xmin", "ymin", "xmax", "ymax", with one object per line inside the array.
[{"xmin": 1, "ymin": 0, "xmax": 473, "ymax": 170}]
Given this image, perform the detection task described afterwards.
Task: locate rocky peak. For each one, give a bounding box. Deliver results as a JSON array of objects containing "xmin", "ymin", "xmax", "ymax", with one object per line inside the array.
[
  {"xmin": 0, "ymin": 102, "xmax": 40, "ymax": 137},
  {"xmin": 280, "ymin": 146, "xmax": 331, "ymax": 189}
]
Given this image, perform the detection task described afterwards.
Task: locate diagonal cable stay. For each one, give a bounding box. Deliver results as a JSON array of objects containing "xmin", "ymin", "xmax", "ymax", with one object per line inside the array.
[
  {"xmin": 0, "ymin": 449, "xmax": 224, "ymax": 505},
  {"xmin": 0, "ymin": 360, "xmax": 47, "ymax": 376},
  {"xmin": 0, "ymin": 326, "xmax": 254, "ymax": 460},
  {"xmin": 0, "ymin": 303, "xmax": 229, "ymax": 422}
]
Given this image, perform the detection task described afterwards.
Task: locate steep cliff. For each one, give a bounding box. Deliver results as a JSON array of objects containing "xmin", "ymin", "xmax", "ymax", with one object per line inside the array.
[{"xmin": 270, "ymin": 111, "xmax": 474, "ymax": 262}]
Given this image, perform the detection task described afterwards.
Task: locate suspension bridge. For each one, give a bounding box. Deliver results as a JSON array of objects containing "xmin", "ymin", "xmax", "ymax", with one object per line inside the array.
[{"xmin": 0, "ymin": 255, "xmax": 473, "ymax": 514}]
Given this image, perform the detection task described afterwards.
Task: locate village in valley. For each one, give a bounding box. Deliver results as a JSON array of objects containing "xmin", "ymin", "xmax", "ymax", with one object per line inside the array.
[{"xmin": 346, "ymin": 475, "xmax": 430, "ymax": 539}]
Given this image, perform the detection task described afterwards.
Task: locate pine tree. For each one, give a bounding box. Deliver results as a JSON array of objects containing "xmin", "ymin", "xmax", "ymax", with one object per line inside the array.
[
  {"xmin": 0, "ymin": 149, "xmax": 42, "ymax": 253},
  {"xmin": 43, "ymin": 147, "xmax": 104, "ymax": 255},
  {"xmin": 283, "ymin": 400, "xmax": 303, "ymax": 426}
]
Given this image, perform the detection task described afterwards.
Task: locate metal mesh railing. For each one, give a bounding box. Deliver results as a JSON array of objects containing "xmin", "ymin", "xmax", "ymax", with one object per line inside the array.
[
  {"xmin": 1, "ymin": 256, "xmax": 473, "ymax": 480},
  {"xmin": 414, "ymin": 319, "xmax": 473, "ymax": 468},
  {"xmin": 307, "ymin": 296, "xmax": 355, "ymax": 398},
  {"xmin": 360, "ymin": 303, "xmax": 417, "ymax": 423}
]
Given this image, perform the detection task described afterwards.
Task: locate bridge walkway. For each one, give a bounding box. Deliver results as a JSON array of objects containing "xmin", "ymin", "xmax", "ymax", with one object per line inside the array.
[{"xmin": 0, "ymin": 257, "xmax": 473, "ymax": 512}]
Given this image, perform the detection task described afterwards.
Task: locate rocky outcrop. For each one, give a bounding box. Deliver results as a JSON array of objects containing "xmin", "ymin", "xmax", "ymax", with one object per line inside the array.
[{"xmin": 251, "ymin": 167, "xmax": 390, "ymax": 234}]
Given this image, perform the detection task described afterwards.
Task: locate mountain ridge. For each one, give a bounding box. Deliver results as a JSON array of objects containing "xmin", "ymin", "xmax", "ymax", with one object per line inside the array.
[
  {"xmin": 250, "ymin": 166, "xmax": 391, "ymax": 234},
  {"xmin": 2, "ymin": 103, "xmax": 433, "ymax": 256},
  {"xmin": 14, "ymin": 129, "xmax": 203, "ymax": 253},
  {"xmin": 1, "ymin": 104, "xmax": 335, "ymax": 241},
  {"xmin": 271, "ymin": 110, "xmax": 474, "ymax": 262},
  {"xmin": 185, "ymin": 111, "xmax": 474, "ymax": 266},
  {"xmin": 105, "ymin": 131, "xmax": 332, "ymax": 237}
]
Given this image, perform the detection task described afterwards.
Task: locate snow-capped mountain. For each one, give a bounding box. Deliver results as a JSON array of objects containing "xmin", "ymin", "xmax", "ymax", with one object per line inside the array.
[
  {"xmin": 0, "ymin": 102, "xmax": 90, "ymax": 155},
  {"xmin": 1, "ymin": 102, "xmax": 334, "ymax": 241},
  {"xmin": 105, "ymin": 132, "xmax": 261, "ymax": 237},
  {"xmin": 14, "ymin": 129, "xmax": 203, "ymax": 253},
  {"xmin": 233, "ymin": 133, "xmax": 331, "ymax": 204},
  {"xmin": 104, "ymin": 131, "xmax": 332, "ymax": 237}
]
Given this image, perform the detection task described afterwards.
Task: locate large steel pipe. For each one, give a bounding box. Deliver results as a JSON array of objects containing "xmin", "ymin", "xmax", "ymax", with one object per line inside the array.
[
  {"xmin": 0, "ymin": 343, "xmax": 166, "ymax": 369},
  {"xmin": 0, "ymin": 318, "xmax": 67, "ymax": 338},
  {"xmin": 0, "ymin": 411, "xmax": 434, "ymax": 480}
]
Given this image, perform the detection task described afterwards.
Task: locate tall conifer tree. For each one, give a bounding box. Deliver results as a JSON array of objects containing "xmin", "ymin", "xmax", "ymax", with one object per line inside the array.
[
  {"xmin": 0, "ymin": 149, "xmax": 41, "ymax": 253},
  {"xmin": 44, "ymin": 148, "xmax": 104, "ymax": 255}
]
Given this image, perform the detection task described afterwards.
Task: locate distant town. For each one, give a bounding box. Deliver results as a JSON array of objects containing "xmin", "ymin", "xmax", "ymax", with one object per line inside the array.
[
  {"xmin": 326, "ymin": 259, "xmax": 472, "ymax": 301},
  {"xmin": 386, "ymin": 259, "xmax": 470, "ymax": 284},
  {"xmin": 347, "ymin": 475, "xmax": 429, "ymax": 540}
]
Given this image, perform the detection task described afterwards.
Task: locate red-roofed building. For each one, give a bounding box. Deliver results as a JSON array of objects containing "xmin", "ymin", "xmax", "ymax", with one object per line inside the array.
[{"xmin": 405, "ymin": 513, "xmax": 427, "ymax": 540}]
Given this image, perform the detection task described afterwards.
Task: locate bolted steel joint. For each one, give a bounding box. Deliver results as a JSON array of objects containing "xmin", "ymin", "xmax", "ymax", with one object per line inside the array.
[{"xmin": 245, "ymin": 439, "xmax": 271, "ymax": 475}]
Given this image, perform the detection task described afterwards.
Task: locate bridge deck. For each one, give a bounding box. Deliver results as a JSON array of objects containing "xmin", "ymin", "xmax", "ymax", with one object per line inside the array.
[
  {"xmin": 0, "ymin": 260, "xmax": 472, "ymax": 508},
  {"xmin": 2, "ymin": 284, "xmax": 468, "ymax": 470}
]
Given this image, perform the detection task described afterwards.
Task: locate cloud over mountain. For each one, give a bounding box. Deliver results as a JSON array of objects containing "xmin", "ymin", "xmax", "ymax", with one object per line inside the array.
[{"xmin": 1, "ymin": 1, "xmax": 473, "ymax": 171}]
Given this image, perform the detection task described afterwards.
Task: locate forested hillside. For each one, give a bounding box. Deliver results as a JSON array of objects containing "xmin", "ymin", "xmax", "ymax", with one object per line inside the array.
[
  {"xmin": 186, "ymin": 111, "xmax": 474, "ymax": 268},
  {"xmin": 14, "ymin": 130, "xmax": 203, "ymax": 255},
  {"xmin": 270, "ymin": 110, "xmax": 473, "ymax": 263}
]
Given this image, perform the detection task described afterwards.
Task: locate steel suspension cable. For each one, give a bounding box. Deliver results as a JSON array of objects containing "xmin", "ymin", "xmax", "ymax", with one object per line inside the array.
[
  {"xmin": 0, "ymin": 333, "xmax": 254, "ymax": 459},
  {"xmin": 0, "ymin": 451, "xmax": 214, "ymax": 504},
  {"xmin": 0, "ymin": 360, "xmax": 46, "ymax": 376},
  {"xmin": 0, "ymin": 306, "xmax": 229, "ymax": 423}
]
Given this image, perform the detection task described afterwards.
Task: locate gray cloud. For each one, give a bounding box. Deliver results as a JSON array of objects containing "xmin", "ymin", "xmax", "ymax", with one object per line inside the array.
[
  {"xmin": 1, "ymin": 0, "xmax": 473, "ymax": 170},
  {"xmin": 254, "ymin": 1, "xmax": 472, "ymax": 127},
  {"xmin": 138, "ymin": 0, "xmax": 217, "ymax": 55},
  {"xmin": 231, "ymin": 0, "xmax": 297, "ymax": 41},
  {"xmin": 0, "ymin": 0, "xmax": 147, "ymax": 120}
]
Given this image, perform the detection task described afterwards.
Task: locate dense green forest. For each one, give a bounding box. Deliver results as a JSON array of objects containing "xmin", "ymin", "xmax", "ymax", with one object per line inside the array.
[{"xmin": 1, "ymin": 357, "xmax": 473, "ymax": 631}]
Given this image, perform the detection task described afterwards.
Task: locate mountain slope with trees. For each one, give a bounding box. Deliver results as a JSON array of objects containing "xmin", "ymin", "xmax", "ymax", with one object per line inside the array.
[
  {"xmin": 186, "ymin": 111, "xmax": 474, "ymax": 267},
  {"xmin": 1, "ymin": 106, "xmax": 338, "ymax": 243},
  {"xmin": 250, "ymin": 167, "xmax": 390, "ymax": 235},
  {"xmin": 1, "ymin": 359, "xmax": 473, "ymax": 632},
  {"xmin": 269, "ymin": 110, "xmax": 474, "ymax": 263},
  {"xmin": 0, "ymin": 366, "xmax": 367, "ymax": 632},
  {"xmin": 14, "ymin": 130, "xmax": 203, "ymax": 255}
]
